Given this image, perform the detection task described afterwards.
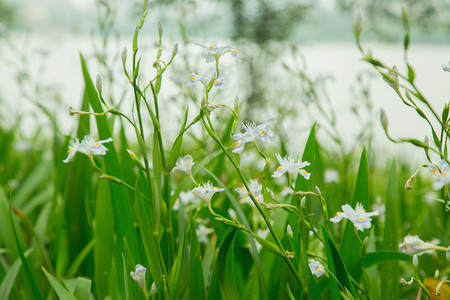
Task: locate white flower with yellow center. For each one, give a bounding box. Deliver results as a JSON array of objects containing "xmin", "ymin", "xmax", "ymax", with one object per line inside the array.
[
  {"xmin": 330, "ymin": 203, "xmax": 379, "ymax": 231},
  {"xmin": 63, "ymin": 136, "xmax": 113, "ymax": 163},
  {"xmin": 192, "ymin": 181, "xmax": 224, "ymax": 204},
  {"xmin": 272, "ymin": 153, "xmax": 310, "ymax": 180},
  {"xmin": 428, "ymin": 160, "xmax": 450, "ymax": 189},
  {"xmin": 235, "ymin": 179, "xmax": 264, "ymax": 204},
  {"xmin": 398, "ymin": 234, "xmax": 441, "ymax": 255},
  {"xmin": 171, "ymin": 155, "xmax": 195, "ymax": 176},
  {"xmin": 186, "ymin": 73, "xmax": 200, "ymax": 86},
  {"xmin": 308, "ymin": 259, "xmax": 325, "ymax": 278},
  {"xmin": 232, "ymin": 122, "xmax": 273, "ymax": 154}
]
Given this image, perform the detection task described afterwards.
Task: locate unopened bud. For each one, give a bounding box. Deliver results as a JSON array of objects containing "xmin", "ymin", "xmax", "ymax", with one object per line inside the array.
[
  {"xmin": 400, "ymin": 277, "xmax": 414, "ymax": 286},
  {"xmin": 234, "ymin": 96, "xmax": 239, "ymax": 111},
  {"xmin": 158, "ymin": 21, "xmax": 163, "ymax": 36},
  {"xmin": 96, "ymin": 74, "xmax": 102, "ymax": 93},
  {"xmin": 413, "ymin": 254, "xmax": 418, "ymax": 268},
  {"xmin": 172, "ymin": 43, "xmax": 178, "ymax": 57},
  {"xmin": 436, "ymin": 281, "xmax": 444, "ymax": 296},
  {"xmin": 121, "ymin": 47, "xmax": 127, "ymax": 65},
  {"xmin": 300, "ymin": 197, "xmax": 306, "ymax": 209},
  {"xmin": 314, "ymin": 186, "xmax": 321, "ymax": 197},
  {"xmin": 434, "ymin": 269, "xmax": 439, "ymax": 279},
  {"xmin": 286, "ymin": 225, "xmax": 293, "ymax": 237},
  {"xmin": 380, "ymin": 109, "xmax": 388, "ymax": 132},
  {"xmin": 446, "ymin": 246, "xmax": 450, "ymax": 262}
]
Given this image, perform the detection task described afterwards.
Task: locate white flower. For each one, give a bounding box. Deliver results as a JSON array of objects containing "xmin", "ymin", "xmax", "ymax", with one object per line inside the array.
[
  {"xmin": 63, "ymin": 136, "xmax": 113, "ymax": 163},
  {"xmin": 197, "ymin": 42, "xmax": 231, "ymax": 63},
  {"xmin": 442, "ymin": 60, "xmax": 450, "ymax": 72},
  {"xmin": 399, "ymin": 234, "xmax": 440, "ymax": 255},
  {"xmin": 330, "ymin": 203, "xmax": 379, "ymax": 231},
  {"xmin": 173, "ymin": 191, "xmax": 201, "ymax": 211},
  {"xmin": 192, "ymin": 181, "xmax": 224, "ymax": 204},
  {"xmin": 235, "ymin": 179, "xmax": 264, "ymax": 204},
  {"xmin": 130, "ymin": 264, "xmax": 147, "ymax": 290},
  {"xmin": 324, "ymin": 169, "xmax": 340, "ymax": 183},
  {"xmin": 383, "ymin": 65, "xmax": 399, "ymax": 90},
  {"xmin": 230, "ymin": 48, "xmax": 241, "ymax": 62},
  {"xmin": 213, "ymin": 76, "xmax": 226, "ymax": 89},
  {"xmin": 272, "ymin": 153, "xmax": 311, "ymax": 180},
  {"xmin": 186, "ymin": 73, "xmax": 201, "ymax": 86},
  {"xmin": 428, "ymin": 160, "xmax": 450, "ymax": 189},
  {"xmin": 232, "ymin": 122, "xmax": 273, "ymax": 154},
  {"xmin": 197, "ymin": 224, "xmax": 214, "ymax": 244},
  {"xmin": 308, "ymin": 259, "xmax": 325, "ymax": 278},
  {"xmin": 171, "ymin": 155, "xmax": 195, "ymax": 176}
]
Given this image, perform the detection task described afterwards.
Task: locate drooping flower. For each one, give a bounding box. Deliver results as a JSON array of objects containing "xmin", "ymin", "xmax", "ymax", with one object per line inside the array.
[
  {"xmin": 428, "ymin": 160, "xmax": 450, "ymax": 189},
  {"xmin": 235, "ymin": 179, "xmax": 264, "ymax": 204},
  {"xmin": 63, "ymin": 136, "xmax": 113, "ymax": 163},
  {"xmin": 192, "ymin": 181, "xmax": 224, "ymax": 204},
  {"xmin": 308, "ymin": 259, "xmax": 325, "ymax": 278},
  {"xmin": 442, "ymin": 60, "xmax": 450, "ymax": 72},
  {"xmin": 130, "ymin": 264, "xmax": 147, "ymax": 290},
  {"xmin": 272, "ymin": 153, "xmax": 311, "ymax": 180},
  {"xmin": 330, "ymin": 203, "xmax": 379, "ymax": 231},
  {"xmin": 230, "ymin": 48, "xmax": 241, "ymax": 62},
  {"xmin": 399, "ymin": 234, "xmax": 440, "ymax": 255},
  {"xmin": 383, "ymin": 65, "xmax": 399, "ymax": 90},
  {"xmin": 232, "ymin": 122, "xmax": 273, "ymax": 154},
  {"xmin": 171, "ymin": 155, "xmax": 195, "ymax": 176}
]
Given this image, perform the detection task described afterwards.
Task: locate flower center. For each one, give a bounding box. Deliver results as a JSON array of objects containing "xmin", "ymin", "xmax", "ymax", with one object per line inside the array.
[
  {"xmin": 277, "ymin": 166, "xmax": 284, "ymax": 171},
  {"xmin": 234, "ymin": 141, "xmax": 241, "ymax": 147},
  {"xmin": 190, "ymin": 76, "xmax": 196, "ymax": 80},
  {"xmin": 209, "ymin": 45, "xmax": 215, "ymax": 49}
]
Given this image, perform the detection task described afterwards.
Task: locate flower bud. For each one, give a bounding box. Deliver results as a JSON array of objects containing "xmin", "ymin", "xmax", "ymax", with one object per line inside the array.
[
  {"xmin": 286, "ymin": 225, "xmax": 293, "ymax": 237},
  {"xmin": 413, "ymin": 254, "xmax": 418, "ymax": 268},
  {"xmin": 380, "ymin": 109, "xmax": 388, "ymax": 133},
  {"xmin": 158, "ymin": 21, "xmax": 163, "ymax": 36},
  {"xmin": 300, "ymin": 197, "xmax": 306, "ymax": 209},
  {"xmin": 314, "ymin": 186, "xmax": 321, "ymax": 197},
  {"xmin": 172, "ymin": 43, "xmax": 178, "ymax": 57},
  {"xmin": 434, "ymin": 269, "xmax": 439, "ymax": 279},
  {"xmin": 96, "ymin": 74, "xmax": 102, "ymax": 94},
  {"xmin": 121, "ymin": 47, "xmax": 127, "ymax": 65}
]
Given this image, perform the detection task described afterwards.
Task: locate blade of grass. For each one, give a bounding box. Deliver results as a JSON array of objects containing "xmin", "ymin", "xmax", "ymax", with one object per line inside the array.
[
  {"xmin": 73, "ymin": 277, "xmax": 92, "ymax": 300},
  {"xmin": 217, "ymin": 228, "xmax": 239, "ymax": 300},
  {"xmin": 41, "ymin": 267, "xmax": 77, "ymax": 300}
]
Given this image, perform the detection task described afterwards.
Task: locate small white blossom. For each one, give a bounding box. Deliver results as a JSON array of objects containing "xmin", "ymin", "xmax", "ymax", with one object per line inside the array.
[
  {"xmin": 428, "ymin": 160, "xmax": 450, "ymax": 189},
  {"xmin": 197, "ymin": 224, "xmax": 214, "ymax": 244},
  {"xmin": 130, "ymin": 264, "xmax": 147, "ymax": 290},
  {"xmin": 173, "ymin": 191, "xmax": 201, "ymax": 211},
  {"xmin": 272, "ymin": 153, "xmax": 311, "ymax": 180},
  {"xmin": 232, "ymin": 122, "xmax": 273, "ymax": 154},
  {"xmin": 192, "ymin": 182, "xmax": 224, "ymax": 204},
  {"xmin": 63, "ymin": 136, "xmax": 112, "ymax": 163},
  {"xmin": 399, "ymin": 234, "xmax": 440, "ymax": 255},
  {"xmin": 324, "ymin": 169, "xmax": 340, "ymax": 183},
  {"xmin": 383, "ymin": 65, "xmax": 399, "ymax": 89},
  {"xmin": 235, "ymin": 179, "xmax": 264, "ymax": 204},
  {"xmin": 213, "ymin": 76, "xmax": 226, "ymax": 89},
  {"xmin": 330, "ymin": 203, "xmax": 379, "ymax": 231},
  {"xmin": 197, "ymin": 42, "xmax": 231, "ymax": 63},
  {"xmin": 171, "ymin": 155, "xmax": 195, "ymax": 176},
  {"xmin": 442, "ymin": 60, "xmax": 450, "ymax": 72},
  {"xmin": 230, "ymin": 48, "xmax": 241, "ymax": 62},
  {"xmin": 186, "ymin": 73, "xmax": 201, "ymax": 86},
  {"xmin": 309, "ymin": 259, "xmax": 325, "ymax": 278}
]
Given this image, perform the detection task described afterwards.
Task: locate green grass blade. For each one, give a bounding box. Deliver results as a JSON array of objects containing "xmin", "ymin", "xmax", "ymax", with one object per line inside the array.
[
  {"xmin": 363, "ymin": 251, "xmax": 411, "ymax": 268},
  {"xmin": 0, "ymin": 251, "xmax": 30, "ymax": 300},
  {"xmin": 321, "ymin": 225, "xmax": 356, "ymax": 299},
  {"xmin": 217, "ymin": 228, "xmax": 239, "ymax": 300},
  {"xmin": 340, "ymin": 148, "xmax": 369, "ymax": 282},
  {"xmin": 188, "ymin": 218, "xmax": 206, "ymax": 300},
  {"xmin": 80, "ymin": 53, "xmax": 138, "ymax": 295},
  {"xmin": 94, "ymin": 179, "xmax": 114, "ymax": 299},
  {"xmin": 9, "ymin": 201, "xmax": 43, "ymax": 300},
  {"xmin": 380, "ymin": 159, "xmax": 400, "ymax": 299},
  {"xmin": 134, "ymin": 182, "xmax": 165, "ymax": 294},
  {"xmin": 73, "ymin": 277, "xmax": 92, "ymax": 300},
  {"xmin": 42, "ymin": 267, "xmax": 77, "ymax": 300},
  {"xmin": 167, "ymin": 107, "xmax": 189, "ymax": 171}
]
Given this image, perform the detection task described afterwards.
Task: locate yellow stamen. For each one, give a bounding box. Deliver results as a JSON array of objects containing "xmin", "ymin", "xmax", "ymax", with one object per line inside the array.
[
  {"xmin": 432, "ymin": 169, "xmax": 438, "ymax": 174},
  {"xmin": 233, "ymin": 49, "xmax": 238, "ymax": 54},
  {"xmin": 277, "ymin": 167, "xmax": 283, "ymax": 171},
  {"xmin": 68, "ymin": 149, "xmax": 73, "ymax": 153},
  {"xmin": 359, "ymin": 217, "xmax": 364, "ymax": 222},
  {"xmin": 209, "ymin": 45, "xmax": 215, "ymax": 49},
  {"xmin": 95, "ymin": 143, "xmax": 99, "ymax": 146},
  {"xmin": 300, "ymin": 169, "xmax": 307, "ymax": 174},
  {"xmin": 190, "ymin": 76, "xmax": 196, "ymax": 80},
  {"xmin": 234, "ymin": 141, "xmax": 240, "ymax": 147},
  {"xmin": 259, "ymin": 130, "xmax": 266, "ymax": 136}
]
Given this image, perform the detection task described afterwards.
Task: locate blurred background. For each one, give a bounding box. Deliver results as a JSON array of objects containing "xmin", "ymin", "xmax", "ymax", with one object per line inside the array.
[{"xmin": 1, "ymin": 0, "xmax": 450, "ymax": 164}]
